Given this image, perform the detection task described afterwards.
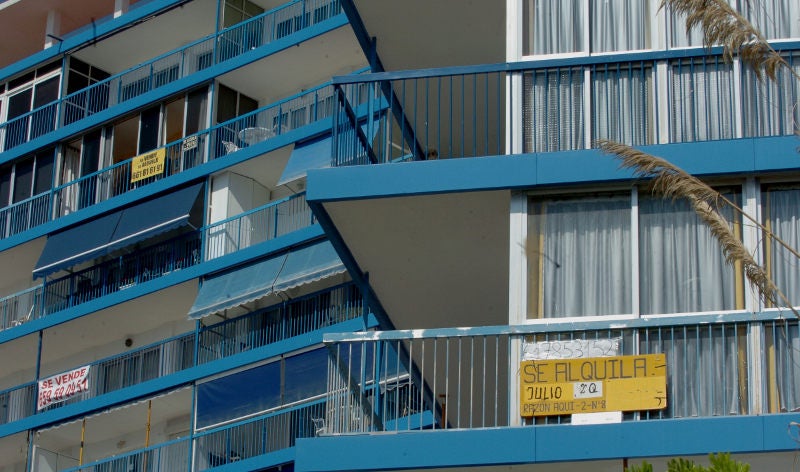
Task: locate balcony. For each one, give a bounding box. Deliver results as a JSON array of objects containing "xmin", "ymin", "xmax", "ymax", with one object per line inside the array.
[
  {"xmin": 0, "ymin": 0, "xmax": 342, "ymax": 156},
  {"xmin": 0, "ymin": 83, "xmax": 334, "ymax": 242},
  {"xmin": 0, "ymin": 282, "xmax": 364, "ymax": 426},
  {"xmin": 50, "ymin": 400, "xmax": 325, "ymax": 472},
  {"xmin": 330, "ymin": 48, "xmax": 800, "ymax": 166},
  {"xmin": 320, "ymin": 313, "xmax": 800, "ymax": 436},
  {"xmin": 0, "ymin": 192, "xmax": 313, "ymax": 333}
]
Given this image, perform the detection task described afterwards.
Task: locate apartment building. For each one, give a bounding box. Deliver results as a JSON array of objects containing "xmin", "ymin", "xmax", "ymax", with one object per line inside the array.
[
  {"xmin": 1, "ymin": 0, "xmax": 799, "ymax": 471},
  {"xmin": 0, "ymin": 0, "xmax": 370, "ymax": 470}
]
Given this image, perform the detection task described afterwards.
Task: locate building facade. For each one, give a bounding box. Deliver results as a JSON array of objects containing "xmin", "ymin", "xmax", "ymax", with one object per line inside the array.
[{"xmin": 0, "ymin": 0, "xmax": 799, "ymax": 471}]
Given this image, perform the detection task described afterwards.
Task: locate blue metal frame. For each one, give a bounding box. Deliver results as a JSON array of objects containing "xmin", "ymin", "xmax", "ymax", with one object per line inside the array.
[
  {"xmin": 0, "ymin": 311, "xmax": 378, "ymax": 438},
  {"xmin": 0, "ymin": 8, "xmax": 349, "ymax": 166},
  {"xmin": 295, "ymin": 414, "xmax": 800, "ymax": 471}
]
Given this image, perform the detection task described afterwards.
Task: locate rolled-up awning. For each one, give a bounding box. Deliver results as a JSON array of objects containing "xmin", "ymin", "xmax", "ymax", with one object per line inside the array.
[
  {"xmin": 188, "ymin": 240, "xmax": 346, "ymax": 320},
  {"xmin": 33, "ymin": 183, "xmax": 204, "ymax": 278}
]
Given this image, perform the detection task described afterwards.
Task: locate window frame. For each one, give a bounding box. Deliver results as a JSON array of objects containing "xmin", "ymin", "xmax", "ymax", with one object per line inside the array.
[{"xmin": 524, "ymin": 184, "xmax": 748, "ymax": 322}]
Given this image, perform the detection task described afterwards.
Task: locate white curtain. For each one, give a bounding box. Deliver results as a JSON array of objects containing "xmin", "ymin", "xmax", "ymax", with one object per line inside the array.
[
  {"xmin": 639, "ymin": 196, "xmax": 738, "ymax": 315},
  {"xmin": 765, "ymin": 188, "xmax": 800, "ymax": 307},
  {"xmin": 525, "ymin": 0, "xmax": 585, "ymax": 55},
  {"xmin": 523, "ymin": 69, "xmax": 585, "ymax": 153},
  {"xmin": 670, "ymin": 58, "xmax": 735, "ymax": 142},
  {"xmin": 591, "ymin": 0, "xmax": 650, "ymax": 52},
  {"xmin": 744, "ymin": 0, "xmax": 800, "ymax": 40},
  {"xmin": 741, "ymin": 54, "xmax": 800, "ymax": 137},
  {"xmin": 642, "ymin": 325, "xmax": 744, "ymax": 418},
  {"xmin": 531, "ymin": 197, "xmax": 631, "ymax": 317},
  {"xmin": 593, "ymin": 64, "xmax": 654, "ymax": 145},
  {"xmin": 669, "ymin": 9, "xmax": 705, "ymax": 48},
  {"xmin": 771, "ymin": 321, "xmax": 800, "ymax": 412}
]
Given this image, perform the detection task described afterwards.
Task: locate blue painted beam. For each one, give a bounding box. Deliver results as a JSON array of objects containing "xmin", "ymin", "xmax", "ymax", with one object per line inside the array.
[
  {"xmin": 294, "ymin": 414, "xmax": 800, "ymax": 471},
  {"xmin": 307, "ymin": 135, "xmax": 800, "ymax": 203}
]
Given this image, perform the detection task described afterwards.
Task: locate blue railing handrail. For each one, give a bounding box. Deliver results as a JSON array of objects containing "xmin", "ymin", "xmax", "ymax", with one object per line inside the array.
[
  {"xmin": 88, "ymin": 332, "xmax": 194, "ymax": 371},
  {"xmin": 325, "ymin": 310, "xmax": 796, "ymax": 344},
  {"xmin": 202, "ymin": 194, "xmax": 299, "ymax": 229},
  {"xmin": 0, "ymin": 284, "xmax": 40, "ymax": 304},
  {"xmin": 201, "ymin": 281, "xmax": 359, "ymax": 333},
  {"xmin": 332, "ymin": 40, "xmax": 800, "ymax": 85},
  {"xmin": 0, "ymin": 0, "xmax": 343, "ymax": 150},
  {"xmin": 195, "ymin": 396, "xmax": 327, "ymax": 436},
  {"xmin": 0, "ymin": 381, "xmax": 36, "ymax": 399},
  {"xmin": 61, "ymin": 436, "xmax": 189, "ymax": 472}
]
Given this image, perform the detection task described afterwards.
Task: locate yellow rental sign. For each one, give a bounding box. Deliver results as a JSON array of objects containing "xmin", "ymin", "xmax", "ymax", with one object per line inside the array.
[
  {"xmin": 520, "ymin": 353, "xmax": 667, "ymax": 417},
  {"xmin": 131, "ymin": 148, "xmax": 166, "ymax": 183}
]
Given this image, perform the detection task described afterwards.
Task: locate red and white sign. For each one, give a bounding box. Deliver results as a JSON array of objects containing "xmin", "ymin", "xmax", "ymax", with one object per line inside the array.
[{"xmin": 37, "ymin": 365, "xmax": 90, "ymax": 410}]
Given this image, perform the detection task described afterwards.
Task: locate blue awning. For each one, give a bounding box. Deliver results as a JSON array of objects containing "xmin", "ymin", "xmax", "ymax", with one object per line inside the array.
[
  {"xmin": 277, "ymin": 135, "xmax": 332, "ymax": 186},
  {"xmin": 277, "ymin": 118, "xmax": 382, "ymax": 187},
  {"xmin": 188, "ymin": 240, "xmax": 346, "ymax": 320},
  {"xmin": 33, "ymin": 183, "xmax": 204, "ymax": 278}
]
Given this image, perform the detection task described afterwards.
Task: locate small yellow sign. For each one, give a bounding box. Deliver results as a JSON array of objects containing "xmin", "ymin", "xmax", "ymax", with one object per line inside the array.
[
  {"xmin": 520, "ymin": 353, "xmax": 667, "ymax": 417},
  {"xmin": 131, "ymin": 148, "xmax": 166, "ymax": 183}
]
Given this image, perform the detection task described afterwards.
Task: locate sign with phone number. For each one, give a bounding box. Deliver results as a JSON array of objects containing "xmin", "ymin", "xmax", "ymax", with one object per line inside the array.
[{"xmin": 520, "ymin": 353, "xmax": 667, "ymax": 417}]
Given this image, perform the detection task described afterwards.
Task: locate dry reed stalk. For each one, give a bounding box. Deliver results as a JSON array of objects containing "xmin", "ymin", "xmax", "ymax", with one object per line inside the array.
[
  {"xmin": 598, "ymin": 139, "xmax": 800, "ymax": 319},
  {"xmin": 662, "ymin": 0, "xmax": 800, "ymax": 82}
]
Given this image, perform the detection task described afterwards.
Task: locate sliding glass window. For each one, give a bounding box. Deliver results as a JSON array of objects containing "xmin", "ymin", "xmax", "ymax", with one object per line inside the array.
[
  {"xmin": 762, "ymin": 185, "xmax": 800, "ymax": 308},
  {"xmin": 527, "ymin": 189, "xmax": 743, "ymax": 319},
  {"xmin": 742, "ymin": 0, "xmax": 800, "ymax": 41},
  {"xmin": 639, "ymin": 195, "xmax": 740, "ymax": 314},
  {"xmin": 522, "ymin": 0, "xmax": 650, "ymax": 56},
  {"xmin": 528, "ymin": 195, "xmax": 631, "ymax": 318}
]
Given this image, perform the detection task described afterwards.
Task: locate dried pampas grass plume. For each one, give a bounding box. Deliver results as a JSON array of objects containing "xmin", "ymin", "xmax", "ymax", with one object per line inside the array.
[
  {"xmin": 662, "ymin": 0, "xmax": 799, "ymax": 82},
  {"xmin": 598, "ymin": 139, "xmax": 799, "ymax": 319}
]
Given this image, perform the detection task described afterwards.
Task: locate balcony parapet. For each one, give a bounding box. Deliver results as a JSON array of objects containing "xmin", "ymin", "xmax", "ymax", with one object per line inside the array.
[
  {"xmin": 322, "ymin": 311, "xmax": 800, "ymax": 434},
  {"xmin": 0, "ymin": 282, "xmax": 363, "ymax": 428},
  {"xmin": 331, "ymin": 43, "xmax": 800, "ymax": 167},
  {"xmin": 0, "ymin": 192, "xmax": 313, "ymax": 333},
  {"xmin": 0, "ymin": 0, "xmax": 343, "ymax": 159},
  {"xmin": 0, "ymin": 83, "xmax": 334, "ymax": 243}
]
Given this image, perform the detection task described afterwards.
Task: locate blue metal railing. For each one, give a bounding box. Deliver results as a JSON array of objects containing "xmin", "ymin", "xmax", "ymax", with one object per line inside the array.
[
  {"xmin": 198, "ymin": 282, "xmax": 363, "ymax": 363},
  {"xmin": 323, "ymin": 315, "xmax": 800, "ymax": 433},
  {"xmin": 0, "ymin": 192, "xmax": 317, "ymax": 333},
  {"xmin": 37, "ymin": 333, "xmax": 194, "ymax": 414},
  {"xmin": 63, "ymin": 437, "xmax": 190, "ymax": 472},
  {"xmin": 193, "ymin": 399, "xmax": 326, "ymax": 470},
  {"xmin": 332, "ymin": 46, "xmax": 800, "ymax": 166},
  {"xmin": 0, "ymin": 282, "xmax": 363, "ymax": 425},
  {"xmin": 0, "ymin": 285, "xmax": 44, "ymax": 331},
  {"xmin": 0, "ymin": 0, "xmax": 342, "ymax": 153},
  {"xmin": 0, "ymin": 382, "xmax": 36, "ymax": 424},
  {"xmin": 203, "ymin": 193, "xmax": 314, "ymax": 260},
  {"xmin": 42, "ymin": 231, "xmax": 202, "ymax": 315},
  {"xmin": 0, "ymin": 83, "xmax": 335, "ymax": 242}
]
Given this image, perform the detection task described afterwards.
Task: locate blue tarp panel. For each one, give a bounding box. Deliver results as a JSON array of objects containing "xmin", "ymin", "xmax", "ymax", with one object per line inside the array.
[
  {"xmin": 277, "ymin": 135, "xmax": 332, "ymax": 186},
  {"xmin": 33, "ymin": 183, "xmax": 204, "ymax": 278},
  {"xmin": 187, "ymin": 240, "xmax": 346, "ymax": 320},
  {"xmin": 195, "ymin": 347, "xmax": 329, "ymax": 429}
]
